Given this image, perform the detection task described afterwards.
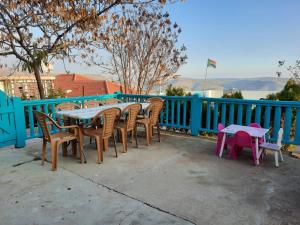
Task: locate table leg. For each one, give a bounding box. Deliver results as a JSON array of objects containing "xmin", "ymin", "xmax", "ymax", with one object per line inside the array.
[
  {"xmin": 62, "ymin": 143, "xmax": 68, "ymax": 157},
  {"xmin": 255, "ymin": 137, "xmax": 259, "ymax": 166},
  {"xmin": 219, "ymin": 133, "xmax": 227, "ymax": 157},
  {"xmin": 79, "ymin": 126, "xmax": 87, "ymax": 163},
  {"xmin": 71, "ymin": 140, "xmax": 77, "ymax": 157}
]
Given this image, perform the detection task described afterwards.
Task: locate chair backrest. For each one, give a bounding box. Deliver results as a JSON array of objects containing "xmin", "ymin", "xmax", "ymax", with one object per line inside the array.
[
  {"xmin": 123, "ymin": 103, "xmax": 142, "ymax": 131},
  {"xmin": 34, "ymin": 111, "xmax": 52, "ymax": 141},
  {"xmin": 234, "ymin": 131, "xmax": 253, "ymax": 148},
  {"xmin": 217, "ymin": 123, "xmax": 225, "ymax": 139},
  {"xmin": 85, "ymin": 100, "xmax": 103, "ymax": 108},
  {"xmin": 249, "ymin": 123, "xmax": 261, "ymax": 128},
  {"xmin": 147, "ymin": 97, "xmax": 164, "ymax": 103},
  {"xmin": 56, "ymin": 102, "xmax": 81, "ymax": 111},
  {"xmin": 147, "ymin": 101, "xmax": 164, "ymax": 125},
  {"xmin": 92, "ymin": 107, "xmax": 121, "ymax": 139},
  {"xmin": 218, "ymin": 123, "xmax": 224, "ymax": 132},
  {"xmin": 56, "ymin": 103, "xmax": 80, "ymax": 126},
  {"xmin": 277, "ymin": 128, "xmax": 283, "ymax": 147},
  {"xmin": 103, "ymin": 98, "xmax": 122, "ymax": 105}
]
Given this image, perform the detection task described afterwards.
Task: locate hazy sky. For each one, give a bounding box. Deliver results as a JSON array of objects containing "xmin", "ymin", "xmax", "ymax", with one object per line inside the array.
[
  {"xmin": 165, "ymin": 0, "xmax": 300, "ymax": 79},
  {"xmin": 5, "ymin": 0, "xmax": 300, "ymax": 79}
]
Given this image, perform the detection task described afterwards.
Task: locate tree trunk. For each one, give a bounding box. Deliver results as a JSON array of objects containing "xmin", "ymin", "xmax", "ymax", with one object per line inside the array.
[{"xmin": 33, "ymin": 65, "xmax": 45, "ymax": 99}]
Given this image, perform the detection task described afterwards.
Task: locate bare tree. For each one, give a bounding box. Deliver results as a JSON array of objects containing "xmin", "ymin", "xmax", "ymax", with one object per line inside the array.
[
  {"xmin": 0, "ymin": 0, "xmax": 168, "ymax": 99},
  {"xmin": 101, "ymin": 5, "xmax": 187, "ymax": 94},
  {"xmin": 277, "ymin": 60, "xmax": 300, "ymax": 82}
]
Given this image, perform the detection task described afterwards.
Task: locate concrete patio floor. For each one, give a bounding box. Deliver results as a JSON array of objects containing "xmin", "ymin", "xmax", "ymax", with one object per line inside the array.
[{"xmin": 0, "ymin": 133, "xmax": 300, "ymax": 225}]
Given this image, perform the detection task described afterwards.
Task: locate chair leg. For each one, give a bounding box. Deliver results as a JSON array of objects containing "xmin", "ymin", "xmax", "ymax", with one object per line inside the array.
[
  {"xmin": 117, "ymin": 129, "xmax": 122, "ymax": 143},
  {"xmin": 151, "ymin": 126, "xmax": 154, "ymax": 139},
  {"xmin": 120, "ymin": 129, "xmax": 127, "ymax": 153},
  {"xmin": 95, "ymin": 137, "xmax": 103, "ymax": 164},
  {"xmin": 279, "ymin": 150, "xmax": 284, "ymax": 162},
  {"xmin": 227, "ymin": 145, "xmax": 237, "ymax": 160},
  {"xmin": 62, "ymin": 142, "xmax": 68, "ymax": 157},
  {"xmin": 144, "ymin": 124, "xmax": 150, "ymax": 145},
  {"xmin": 157, "ymin": 123, "xmax": 161, "ymax": 142},
  {"xmin": 103, "ymin": 139, "xmax": 109, "ymax": 152},
  {"xmin": 112, "ymin": 134, "xmax": 118, "ymax": 158},
  {"xmin": 51, "ymin": 141, "xmax": 58, "ymax": 171},
  {"xmin": 42, "ymin": 139, "xmax": 47, "ymax": 165},
  {"xmin": 71, "ymin": 140, "xmax": 77, "ymax": 157},
  {"xmin": 78, "ymin": 128, "xmax": 84, "ymax": 163},
  {"xmin": 134, "ymin": 126, "xmax": 138, "ymax": 148},
  {"xmin": 274, "ymin": 151, "xmax": 279, "ymax": 167}
]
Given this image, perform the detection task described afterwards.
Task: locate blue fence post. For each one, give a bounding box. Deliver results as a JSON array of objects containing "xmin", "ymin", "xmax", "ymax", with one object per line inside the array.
[
  {"xmin": 191, "ymin": 94, "xmax": 201, "ymax": 136},
  {"xmin": 13, "ymin": 97, "xmax": 26, "ymax": 148}
]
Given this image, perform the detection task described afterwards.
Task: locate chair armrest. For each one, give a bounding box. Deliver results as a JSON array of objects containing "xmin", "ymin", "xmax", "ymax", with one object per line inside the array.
[
  {"xmin": 47, "ymin": 115, "xmax": 78, "ymax": 130},
  {"xmin": 61, "ymin": 125, "xmax": 79, "ymax": 129}
]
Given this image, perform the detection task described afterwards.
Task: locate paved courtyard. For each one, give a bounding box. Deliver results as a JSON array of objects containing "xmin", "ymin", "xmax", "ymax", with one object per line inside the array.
[{"xmin": 0, "ymin": 133, "xmax": 299, "ymax": 225}]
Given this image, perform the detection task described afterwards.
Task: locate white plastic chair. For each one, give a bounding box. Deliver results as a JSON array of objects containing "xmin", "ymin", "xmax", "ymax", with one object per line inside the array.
[{"xmin": 259, "ymin": 128, "xmax": 284, "ymax": 167}]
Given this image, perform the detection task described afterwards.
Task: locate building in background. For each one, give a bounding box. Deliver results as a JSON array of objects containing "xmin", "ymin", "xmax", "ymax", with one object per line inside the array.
[
  {"xmin": 191, "ymin": 89, "xmax": 224, "ymax": 98},
  {"xmin": 54, "ymin": 74, "xmax": 122, "ymax": 97},
  {"xmin": 0, "ymin": 71, "xmax": 55, "ymax": 99},
  {"xmin": 224, "ymin": 88, "xmax": 277, "ymax": 100}
]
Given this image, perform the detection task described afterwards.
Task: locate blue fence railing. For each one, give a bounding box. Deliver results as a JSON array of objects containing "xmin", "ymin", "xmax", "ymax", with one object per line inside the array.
[
  {"xmin": 118, "ymin": 94, "xmax": 192, "ymax": 130},
  {"xmin": 1, "ymin": 92, "xmax": 300, "ymax": 148},
  {"xmin": 118, "ymin": 94, "xmax": 300, "ymax": 145},
  {"xmin": 22, "ymin": 93, "xmax": 118, "ymax": 140}
]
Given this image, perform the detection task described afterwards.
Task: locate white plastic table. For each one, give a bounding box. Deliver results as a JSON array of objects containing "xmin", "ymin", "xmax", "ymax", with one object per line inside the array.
[
  {"xmin": 56, "ymin": 102, "xmax": 150, "ymax": 120},
  {"xmin": 218, "ymin": 124, "xmax": 269, "ymax": 165},
  {"xmin": 56, "ymin": 102, "xmax": 150, "ymax": 163}
]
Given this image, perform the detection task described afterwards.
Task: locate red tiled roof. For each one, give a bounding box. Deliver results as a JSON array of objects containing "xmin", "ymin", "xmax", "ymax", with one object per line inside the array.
[{"xmin": 54, "ymin": 74, "xmax": 122, "ymax": 97}]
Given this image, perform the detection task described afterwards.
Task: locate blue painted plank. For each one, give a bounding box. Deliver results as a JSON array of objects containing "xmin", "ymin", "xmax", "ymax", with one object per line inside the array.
[
  {"xmin": 206, "ymin": 101, "xmax": 211, "ymax": 130},
  {"xmin": 190, "ymin": 94, "xmax": 201, "ymax": 135},
  {"xmin": 183, "ymin": 100, "xmax": 187, "ymax": 127},
  {"xmin": 294, "ymin": 108, "xmax": 300, "ymax": 144},
  {"xmin": 221, "ymin": 103, "xmax": 226, "ymax": 125},
  {"xmin": 7, "ymin": 97, "xmax": 14, "ymax": 134},
  {"xmin": 28, "ymin": 106, "xmax": 35, "ymax": 138},
  {"xmin": 43, "ymin": 104, "xmax": 49, "ymax": 115},
  {"xmin": 283, "ymin": 106, "xmax": 292, "ymax": 143},
  {"xmin": 213, "ymin": 102, "xmax": 219, "ymax": 132},
  {"xmin": 12, "ymin": 97, "xmax": 26, "ymax": 148},
  {"xmin": 264, "ymin": 106, "xmax": 271, "ymax": 128},
  {"xmin": 165, "ymin": 100, "xmax": 169, "ymax": 125},
  {"xmin": 229, "ymin": 104, "xmax": 234, "ymax": 124},
  {"xmin": 264, "ymin": 105, "xmax": 271, "ymax": 140},
  {"xmin": 198, "ymin": 100, "xmax": 203, "ymax": 130},
  {"xmin": 255, "ymin": 105, "xmax": 261, "ymax": 125},
  {"xmin": 237, "ymin": 104, "xmax": 243, "ymax": 125},
  {"xmin": 245, "ymin": 104, "xmax": 252, "ymax": 125},
  {"xmin": 273, "ymin": 106, "xmax": 282, "ymax": 142},
  {"xmin": 177, "ymin": 100, "xmax": 181, "ymax": 126},
  {"xmin": 171, "ymin": 100, "xmax": 175, "ymax": 125}
]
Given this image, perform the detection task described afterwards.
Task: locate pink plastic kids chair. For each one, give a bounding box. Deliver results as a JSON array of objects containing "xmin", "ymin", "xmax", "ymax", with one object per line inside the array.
[
  {"xmin": 227, "ymin": 131, "xmax": 258, "ymax": 165},
  {"xmin": 249, "ymin": 123, "xmax": 264, "ymax": 144}
]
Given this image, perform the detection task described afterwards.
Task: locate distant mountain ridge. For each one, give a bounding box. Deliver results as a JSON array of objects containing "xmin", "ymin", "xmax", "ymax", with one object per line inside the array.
[
  {"xmin": 0, "ymin": 68, "xmax": 288, "ymax": 92},
  {"xmin": 169, "ymin": 77, "xmax": 288, "ymax": 91}
]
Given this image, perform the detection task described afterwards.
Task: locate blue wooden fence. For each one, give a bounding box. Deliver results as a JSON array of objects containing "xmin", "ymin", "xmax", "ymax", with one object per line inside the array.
[
  {"xmin": 0, "ymin": 92, "xmax": 300, "ymax": 148},
  {"xmin": 118, "ymin": 94, "xmax": 300, "ymax": 145},
  {"xmin": 22, "ymin": 93, "xmax": 118, "ymax": 140}
]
